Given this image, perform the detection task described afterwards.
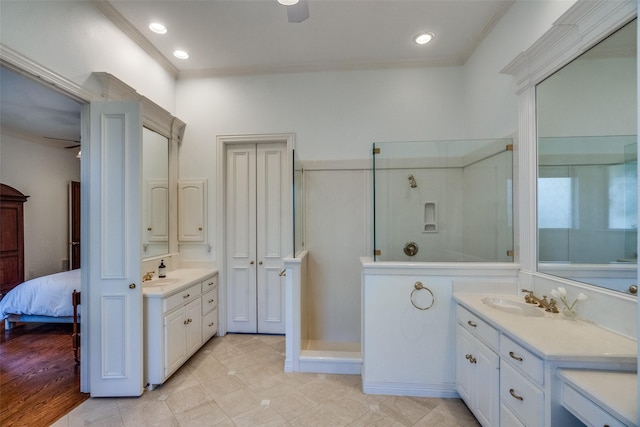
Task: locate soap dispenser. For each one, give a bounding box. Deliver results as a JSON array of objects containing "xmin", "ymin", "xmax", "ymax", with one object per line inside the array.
[{"xmin": 158, "ymin": 260, "xmax": 166, "ymax": 278}]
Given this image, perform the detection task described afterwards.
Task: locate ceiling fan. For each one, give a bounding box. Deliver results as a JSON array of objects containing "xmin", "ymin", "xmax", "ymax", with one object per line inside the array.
[
  {"xmin": 279, "ymin": 0, "xmax": 309, "ymax": 23},
  {"xmin": 43, "ymin": 136, "xmax": 81, "ymax": 149}
]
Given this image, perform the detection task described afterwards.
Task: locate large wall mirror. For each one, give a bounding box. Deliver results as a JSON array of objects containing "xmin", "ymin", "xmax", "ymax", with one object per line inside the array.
[
  {"xmin": 536, "ymin": 18, "xmax": 637, "ymax": 294},
  {"xmin": 142, "ymin": 127, "xmax": 170, "ymax": 258}
]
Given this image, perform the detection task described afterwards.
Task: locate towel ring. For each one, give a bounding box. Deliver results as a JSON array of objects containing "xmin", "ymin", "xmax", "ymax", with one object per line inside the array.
[{"xmin": 411, "ymin": 282, "xmax": 435, "ymax": 310}]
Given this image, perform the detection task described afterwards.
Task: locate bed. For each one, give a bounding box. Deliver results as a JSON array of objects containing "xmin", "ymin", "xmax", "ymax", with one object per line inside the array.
[
  {"xmin": 0, "ymin": 269, "xmax": 82, "ymax": 362},
  {"xmin": 0, "ymin": 268, "xmax": 80, "ymax": 326}
]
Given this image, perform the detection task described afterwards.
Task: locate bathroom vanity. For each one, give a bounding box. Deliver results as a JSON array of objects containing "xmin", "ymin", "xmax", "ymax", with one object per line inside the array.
[
  {"xmin": 453, "ymin": 293, "xmax": 637, "ymax": 427},
  {"xmin": 143, "ymin": 268, "xmax": 218, "ymax": 389}
]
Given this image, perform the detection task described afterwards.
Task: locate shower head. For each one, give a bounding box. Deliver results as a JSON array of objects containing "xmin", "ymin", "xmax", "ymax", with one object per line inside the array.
[{"xmin": 408, "ymin": 174, "xmax": 417, "ymax": 188}]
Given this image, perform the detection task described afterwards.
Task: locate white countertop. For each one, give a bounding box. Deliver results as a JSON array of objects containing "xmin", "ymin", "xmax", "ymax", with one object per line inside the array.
[
  {"xmin": 453, "ymin": 293, "xmax": 637, "ymax": 363},
  {"xmin": 142, "ymin": 268, "xmax": 217, "ymax": 298},
  {"xmin": 558, "ymin": 369, "xmax": 638, "ymax": 427}
]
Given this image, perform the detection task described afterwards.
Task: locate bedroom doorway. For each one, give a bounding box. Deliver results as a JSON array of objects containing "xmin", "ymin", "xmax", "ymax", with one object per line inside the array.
[{"xmin": 69, "ymin": 181, "xmax": 81, "ymax": 270}]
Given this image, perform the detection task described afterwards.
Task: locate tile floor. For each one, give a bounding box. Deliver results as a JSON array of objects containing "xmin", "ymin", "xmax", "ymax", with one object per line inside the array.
[{"xmin": 51, "ymin": 334, "xmax": 480, "ymax": 426}]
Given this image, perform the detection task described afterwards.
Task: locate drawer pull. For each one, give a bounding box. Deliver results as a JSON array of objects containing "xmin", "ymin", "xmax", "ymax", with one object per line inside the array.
[
  {"xmin": 208, "ymin": 322, "xmax": 214, "ymax": 327},
  {"xmin": 509, "ymin": 351, "xmax": 523, "ymax": 362},
  {"xmin": 509, "ymin": 388, "xmax": 524, "ymax": 401},
  {"xmin": 467, "ymin": 320, "xmax": 477, "ymax": 327},
  {"xmin": 183, "ymin": 293, "xmax": 190, "ymax": 299},
  {"xmin": 208, "ymin": 281, "xmax": 214, "ymax": 287}
]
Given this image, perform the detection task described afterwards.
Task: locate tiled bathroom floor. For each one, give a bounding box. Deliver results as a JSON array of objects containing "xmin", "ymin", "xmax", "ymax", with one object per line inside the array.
[{"xmin": 51, "ymin": 334, "xmax": 480, "ymax": 426}]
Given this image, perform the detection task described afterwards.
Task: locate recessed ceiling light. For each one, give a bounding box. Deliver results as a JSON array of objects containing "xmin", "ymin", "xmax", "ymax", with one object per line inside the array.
[
  {"xmin": 414, "ymin": 32, "xmax": 434, "ymax": 45},
  {"xmin": 278, "ymin": 0, "xmax": 299, "ymax": 5},
  {"xmin": 149, "ymin": 22, "xmax": 167, "ymax": 34},
  {"xmin": 173, "ymin": 50, "xmax": 189, "ymax": 60}
]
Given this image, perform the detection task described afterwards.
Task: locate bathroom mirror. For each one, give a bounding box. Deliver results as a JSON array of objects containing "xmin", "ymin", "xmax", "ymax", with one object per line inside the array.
[
  {"xmin": 536, "ymin": 19, "xmax": 637, "ymax": 293},
  {"xmin": 142, "ymin": 127, "xmax": 170, "ymax": 258}
]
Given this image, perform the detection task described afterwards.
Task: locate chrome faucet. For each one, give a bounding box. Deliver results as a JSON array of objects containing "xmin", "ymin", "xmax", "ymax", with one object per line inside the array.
[
  {"xmin": 522, "ymin": 289, "xmax": 559, "ymax": 313},
  {"xmin": 143, "ymin": 271, "xmax": 155, "ymax": 282}
]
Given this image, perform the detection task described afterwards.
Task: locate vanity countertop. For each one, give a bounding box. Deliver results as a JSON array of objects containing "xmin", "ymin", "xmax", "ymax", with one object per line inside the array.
[
  {"xmin": 453, "ymin": 293, "xmax": 637, "ymax": 363},
  {"xmin": 557, "ymin": 369, "xmax": 638, "ymax": 427},
  {"xmin": 142, "ymin": 268, "xmax": 217, "ymax": 298}
]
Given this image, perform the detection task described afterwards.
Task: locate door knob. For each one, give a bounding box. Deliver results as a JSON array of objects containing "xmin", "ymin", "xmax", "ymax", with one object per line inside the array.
[
  {"xmin": 259, "ymin": 261, "xmax": 263, "ymax": 265},
  {"xmin": 129, "ymin": 283, "xmax": 136, "ymax": 289},
  {"xmin": 250, "ymin": 261, "xmax": 254, "ymax": 265}
]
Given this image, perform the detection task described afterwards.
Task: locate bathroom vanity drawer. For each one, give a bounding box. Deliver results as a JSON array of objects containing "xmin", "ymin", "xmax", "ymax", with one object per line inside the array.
[
  {"xmin": 163, "ymin": 283, "xmax": 201, "ymax": 313},
  {"xmin": 202, "ymin": 288, "xmax": 217, "ymax": 314},
  {"xmin": 500, "ymin": 334, "xmax": 543, "ymax": 385},
  {"xmin": 500, "ymin": 360, "xmax": 544, "ymax": 427},
  {"xmin": 500, "ymin": 403, "xmax": 525, "ymax": 427},
  {"xmin": 457, "ymin": 305, "xmax": 499, "ymax": 350},
  {"xmin": 202, "ymin": 309, "xmax": 218, "ymax": 341},
  {"xmin": 560, "ymin": 380, "xmax": 628, "ymax": 427},
  {"xmin": 201, "ymin": 275, "xmax": 217, "ymax": 293}
]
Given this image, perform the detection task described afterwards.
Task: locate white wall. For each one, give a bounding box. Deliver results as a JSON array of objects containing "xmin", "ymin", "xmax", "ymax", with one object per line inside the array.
[
  {"xmin": 463, "ymin": 0, "xmax": 576, "ymax": 139},
  {"xmin": 0, "ymin": 134, "xmax": 80, "ymax": 278},
  {"xmin": 0, "ymin": 1, "xmax": 176, "ymax": 113}
]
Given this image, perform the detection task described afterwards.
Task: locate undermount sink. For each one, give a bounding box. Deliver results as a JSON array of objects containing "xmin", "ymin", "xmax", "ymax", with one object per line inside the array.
[
  {"xmin": 481, "ymin": 297, "xmax": 545, "ymax": 317},
  {"xmin": 143, "ymin": 277, "xmax": 180, "ymax": 287}
]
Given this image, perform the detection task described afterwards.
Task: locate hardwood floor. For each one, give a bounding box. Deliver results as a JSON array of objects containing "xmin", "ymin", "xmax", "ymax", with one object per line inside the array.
[{"xmin": 0, "ymin": 322, "xmax": 88, "ymax": 427}]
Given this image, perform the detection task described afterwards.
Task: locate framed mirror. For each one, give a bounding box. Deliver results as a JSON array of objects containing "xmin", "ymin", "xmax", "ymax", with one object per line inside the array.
[
  {"xmin": 536, "ymin": 19, "xmax": 637, "ymax": 293},
  {"xmin": 142, "ymin": 127, "xmax": 169, "ymax": 259}
]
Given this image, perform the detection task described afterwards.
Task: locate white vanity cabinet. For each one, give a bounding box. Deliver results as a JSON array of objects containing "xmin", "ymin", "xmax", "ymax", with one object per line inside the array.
[
  {"xmin": 144, "ymin": 270, "xmax": 218, "ymax": 388},
  {"xmin": 456, "ymin": 306, "xmax": 500, "ymax": 427},
  {"xmin": 454, "ymin": 294, "xmax": 637, "ymax": 427}
]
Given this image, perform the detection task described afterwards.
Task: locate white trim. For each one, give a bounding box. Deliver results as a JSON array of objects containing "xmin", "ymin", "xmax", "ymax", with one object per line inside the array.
[
  {"xmin": 362, "ymin": 381, "xmax": 459, "ymax": 398},
  {"xmin": 216, "ymin": 133, "xmax": 295, "ymax": 336}
]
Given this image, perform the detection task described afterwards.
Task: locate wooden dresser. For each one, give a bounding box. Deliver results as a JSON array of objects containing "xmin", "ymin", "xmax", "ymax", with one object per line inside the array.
[{"xmin": 0, "ymin": 184, "xmax": 29, "ymax": 296}]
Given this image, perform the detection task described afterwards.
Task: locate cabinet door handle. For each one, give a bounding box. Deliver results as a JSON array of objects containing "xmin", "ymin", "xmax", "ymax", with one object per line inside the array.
[
  {"xmin": 183, "ymin": 320, "xmax": 188, "ymax": 325},
  {"xmin": 509, "ymin": 388, "xmax": 524, "ymax": 401},
  {"xmin": 208, "ymin": 322, "xmax": 214, "ymax": 327},
  {"xmin": 209, "ymin": 299, "xmax": 214, "ymax": 303},
  {"xmin": 467, "ymin": 320, "xmax": 477, "ymax": 327},
  {"xmin": 509, "ymin": 351, "xmax": 523, "ymax": 362},
  {"xmin": 183, "ymin": 293, "xmax": 190, "ymax": 299}
]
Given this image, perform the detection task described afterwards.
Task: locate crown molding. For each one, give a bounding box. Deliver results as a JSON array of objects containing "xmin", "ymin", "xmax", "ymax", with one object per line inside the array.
[
  {"xmin": 93, "ymin": 0, "xmax": 178, "ymax": 78},
  {"xmin": 501, "ymin": 0, "xmax": 636, "ymax": 91}
]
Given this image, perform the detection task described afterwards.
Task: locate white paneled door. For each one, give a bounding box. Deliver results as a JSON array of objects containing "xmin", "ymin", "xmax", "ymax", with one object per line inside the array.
[
  {"xmin": 85, "ymin": 101, "xmax": 143, "ymax": 396},
  {"xmin": 226, "ymin": 142, "xmax": 287, "ymax": 334}
]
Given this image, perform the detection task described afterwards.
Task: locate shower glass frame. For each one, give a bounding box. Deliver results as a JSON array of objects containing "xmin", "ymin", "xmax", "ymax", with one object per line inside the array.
[{"xmin": 372, "ymin": 138, "xmax": 514, "ymax": 262}]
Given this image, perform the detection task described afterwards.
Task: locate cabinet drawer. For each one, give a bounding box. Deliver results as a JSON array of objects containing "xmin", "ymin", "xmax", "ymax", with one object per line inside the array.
[
  {"xmin": 500, "ymin": 335, "xmax": 544, "ymax": 385},
  {"xmin": 457, "ymin": 305, "xmax": 499, "ymax": 351},
  {"xmin": 203, "ymin": 309, "xmax": 218, "ymax": 341},
  {"xmin": 561, "ymin": 381, "xmax": 627, "ymax": 427},
  {"xmin": 500, "ymin": 361, "xmax": 544, "ymax": 427},
  {"xmin": 202, "ymin": 288, "xmax": 218, "ymax": 314},
  {"xmin": 500, "ymin": 403, "xmax": 525, "ymax": 427},
  {"xmin": 163, "ymin": 283, "xmax": 201, "ymax": 313},
  {"xmin": 201, "ymin": 275, "xmax": 218, "ymax": 293}
]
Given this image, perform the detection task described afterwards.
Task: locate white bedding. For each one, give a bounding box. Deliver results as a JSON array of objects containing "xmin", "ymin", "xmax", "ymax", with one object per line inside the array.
[{"xmin": 0, "ymin": 269, "xmax": 80, "ymax": 319}]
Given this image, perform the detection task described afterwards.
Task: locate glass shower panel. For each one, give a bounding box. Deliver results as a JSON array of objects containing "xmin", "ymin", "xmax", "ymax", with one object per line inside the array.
[
  {"xmin": 373, "ymin": 138, "xmax": 513, "ymax": 262},
  {"xmin": 293, "ymin": 150, "xmax": 305, "ymax": 256}
]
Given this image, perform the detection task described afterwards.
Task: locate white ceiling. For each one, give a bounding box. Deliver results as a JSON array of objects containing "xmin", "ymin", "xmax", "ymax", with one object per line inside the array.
[
  {"xmin": 1, "ymin": 0, "xmax": 513, "ymax": 148},
  {"xmin": 106, "ymin": 0, "xmax": 513, "ymax": 76}
]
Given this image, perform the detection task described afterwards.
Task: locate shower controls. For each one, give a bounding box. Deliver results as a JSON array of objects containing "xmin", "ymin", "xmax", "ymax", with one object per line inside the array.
[{"xmin": 404, "ymin": 242, "xmax": 419, "ymax": 256}]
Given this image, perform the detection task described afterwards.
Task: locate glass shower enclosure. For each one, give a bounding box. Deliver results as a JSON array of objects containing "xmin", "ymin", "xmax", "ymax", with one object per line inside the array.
[{"xmin": 372, "ymin": 138, "xmax": 514, "ymax": 262}]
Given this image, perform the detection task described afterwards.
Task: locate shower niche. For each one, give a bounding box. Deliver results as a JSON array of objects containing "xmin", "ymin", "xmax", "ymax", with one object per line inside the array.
[{"xmin": 373, "ymin": 138, "xmax": 514, "ymax": 262}]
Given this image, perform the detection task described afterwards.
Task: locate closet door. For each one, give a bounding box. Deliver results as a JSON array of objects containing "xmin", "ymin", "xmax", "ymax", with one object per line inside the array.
[
  {"xmin": 226, "ymin": 144, "xmax": 258, "ymax": 333},
  {"xmin": 256, "ymin": 143, "xmax": 287, "ymax": 334},
  {"xmin": 226, "ymin": 142, "xmax": 287, "ymax": 334}
]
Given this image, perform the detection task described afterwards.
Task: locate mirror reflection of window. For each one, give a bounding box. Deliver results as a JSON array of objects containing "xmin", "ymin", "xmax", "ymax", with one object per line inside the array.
[{"xmin": 538, "ymin": 177, "xmax": 573, "ymax": 229}]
